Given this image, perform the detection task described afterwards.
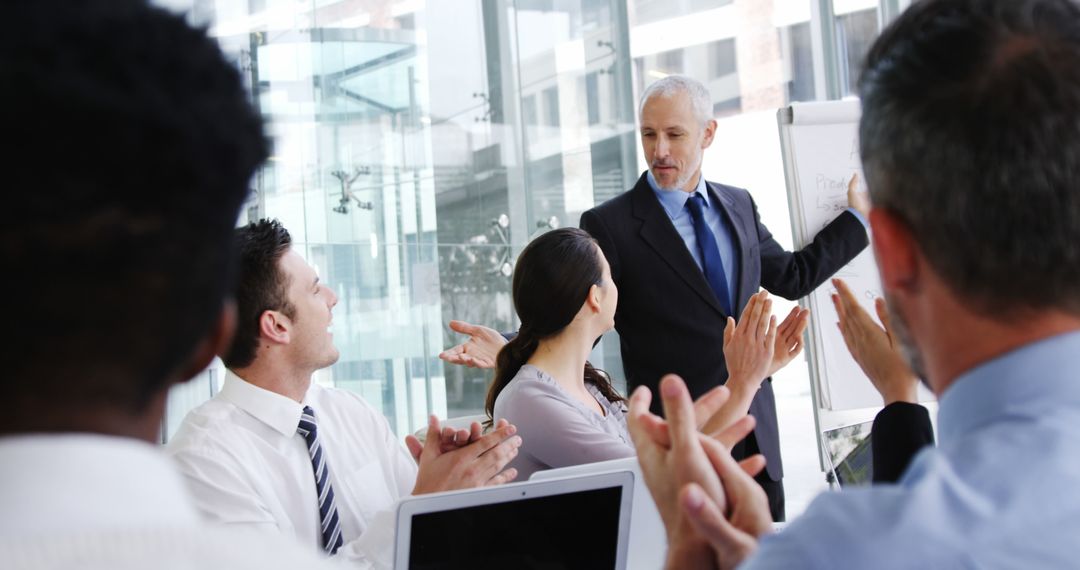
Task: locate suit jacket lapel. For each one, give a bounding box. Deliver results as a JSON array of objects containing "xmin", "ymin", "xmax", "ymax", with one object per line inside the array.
[
  {"xmin": 630, "ymin": 173, "xmax": 726, "ymax": 316},
  {"xmin": 707, "ymin": 181, "xmax": 752, "ymax": 312}
]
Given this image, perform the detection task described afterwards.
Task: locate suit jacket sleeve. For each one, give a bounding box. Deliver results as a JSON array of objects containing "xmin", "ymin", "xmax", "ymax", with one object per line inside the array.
[
  {"xmin": 755, "ymin": 202, "xmax": 869, "ymax": 300},
  {"xmin": 871, "ymin": 401, "xmax": 935, "ymax": 484}
]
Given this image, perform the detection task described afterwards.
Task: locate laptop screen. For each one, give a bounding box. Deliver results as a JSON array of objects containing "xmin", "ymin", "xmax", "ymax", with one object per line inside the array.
[{"xmin": 406, "ymin": 485, "xmax": 623, "ymax": 569}]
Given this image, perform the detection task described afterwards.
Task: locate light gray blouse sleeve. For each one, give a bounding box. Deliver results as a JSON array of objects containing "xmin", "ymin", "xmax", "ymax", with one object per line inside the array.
[{"xmin": 494, "ymin": 370, "xmax": 634, "ymax": 470}]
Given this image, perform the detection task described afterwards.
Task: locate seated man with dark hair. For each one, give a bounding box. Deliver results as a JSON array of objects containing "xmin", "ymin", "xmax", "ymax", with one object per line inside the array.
[
  {"xmin": 0, "ymin": 1, "xmax": 337, "ymax": 567},
  {"xmin": 629, "ymin": 0, "xmax": 1080, "ymax": 567},
  {"xmin": 168, "ymin": 218, "xmax": 521, "ymax": 567}
]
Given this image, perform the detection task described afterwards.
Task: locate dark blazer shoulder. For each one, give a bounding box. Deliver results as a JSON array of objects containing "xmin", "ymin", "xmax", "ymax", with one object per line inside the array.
[{"xmin": 584, "ymin": 173, "xmax": 649, "ymax": 221}]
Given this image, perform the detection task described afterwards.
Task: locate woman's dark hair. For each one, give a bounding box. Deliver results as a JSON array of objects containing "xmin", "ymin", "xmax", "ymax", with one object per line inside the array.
[{"xmin": 485, "ymin": 227, "xmax": 625, "ymax": 425}]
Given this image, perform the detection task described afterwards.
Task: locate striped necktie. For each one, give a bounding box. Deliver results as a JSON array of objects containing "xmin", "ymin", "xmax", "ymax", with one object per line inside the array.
[
  {"xmin": 687, "ymin": 193, "xmax": 734, "ymax": 315},
  {"xmin": 297, "ymin": 405, "xmax": 344, "ymax": 555}
]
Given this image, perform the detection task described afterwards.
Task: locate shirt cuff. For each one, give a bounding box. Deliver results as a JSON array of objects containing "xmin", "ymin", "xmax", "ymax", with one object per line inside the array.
[{"xmin": 845, "ymin": 207, "xmax": 870, "ymax": 230}]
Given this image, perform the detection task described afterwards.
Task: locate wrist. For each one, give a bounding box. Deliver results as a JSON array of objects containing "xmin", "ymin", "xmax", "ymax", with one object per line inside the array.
[
  {"xmin": 726, "ymin": 374, "xmax": 762, "ymax": 397},
  {"xmin": 880, "ymin": 378, "xmax": 918, "ymax": 405},
  {"xmin": 664, "ymin": 534, "xmax": 714, "ymax": 570}
]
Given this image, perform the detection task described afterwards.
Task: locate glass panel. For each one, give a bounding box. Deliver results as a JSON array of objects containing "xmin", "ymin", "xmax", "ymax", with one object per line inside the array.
[
  {"xmin": 160, "ymin": 0, "xmax": 633, "ymax": 436},
  {"xmin": 836, "ymin": 5, "xmax": 880, "ymax": 95},
  {"xmin": 624, "ymin": 0, "xmax": 834, "ymax": 520}
]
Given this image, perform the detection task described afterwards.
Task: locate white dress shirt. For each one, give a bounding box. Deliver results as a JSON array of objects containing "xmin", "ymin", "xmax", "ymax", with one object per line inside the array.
[
  {"xmin": 167, "ymin": 370, "xmax": 418, "ymax": 568},
  {"xmin": 0, "ymin": 434, "xmax": 338, "ymax": 570}
]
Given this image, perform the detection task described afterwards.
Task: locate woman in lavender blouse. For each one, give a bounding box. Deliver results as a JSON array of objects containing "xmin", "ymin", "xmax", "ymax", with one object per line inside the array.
[{"xmin": 487, "ymin": 227, "xmax": 784, "ymax": 480}]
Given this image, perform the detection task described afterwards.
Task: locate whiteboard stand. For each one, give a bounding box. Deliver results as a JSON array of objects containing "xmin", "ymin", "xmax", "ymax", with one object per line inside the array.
[{"xmin": 777, "ymin": 101, "xmax": 936, "ymax": 476}]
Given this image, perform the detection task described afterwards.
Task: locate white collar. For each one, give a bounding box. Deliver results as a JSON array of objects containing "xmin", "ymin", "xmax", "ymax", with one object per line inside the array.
[{"xmin": 219, "ymin": 369, "xmax": 307, "ymax": 437}]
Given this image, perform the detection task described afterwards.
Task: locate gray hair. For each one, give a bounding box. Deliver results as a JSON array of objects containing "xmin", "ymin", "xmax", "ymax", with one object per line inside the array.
[
  {"xmin": 859, "ymin": 0, "xmax": 1080, "ymax": 318},
  {"xmin": 638, "ymin": 75, "xmax": 713, "ymax": 125}
]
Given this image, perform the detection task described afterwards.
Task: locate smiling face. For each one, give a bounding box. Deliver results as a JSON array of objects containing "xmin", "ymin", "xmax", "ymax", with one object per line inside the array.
[
  {"xmin": 277, "ymin": 249, "xmax": 340, "ymax": 372},
  {"xmin": 639, "ymin": 90, "xmax": 717, "ymax": 192}
]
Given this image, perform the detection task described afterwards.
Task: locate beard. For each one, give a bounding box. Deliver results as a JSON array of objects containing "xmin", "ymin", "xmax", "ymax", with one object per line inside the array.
[
  {"xmin": 651, "ymin": 153, "xmax": 703, "ymax": 192},
  {"xmin": 883, "ymin": 292, "xmax": 931, "ymax": 390}
]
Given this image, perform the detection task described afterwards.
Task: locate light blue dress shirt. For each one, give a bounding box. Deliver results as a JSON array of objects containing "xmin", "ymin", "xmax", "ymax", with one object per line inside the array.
[
  {"xmin": 647, "ymin": 171, "xmax": 868, "ymax": 312},
  {"xmin": 744, "ymin": 330, "xmax": 1080, "ymax": 569},
  {"xmin": 647, "ymin": 171, "xmax": 738, "ymax": 309}
]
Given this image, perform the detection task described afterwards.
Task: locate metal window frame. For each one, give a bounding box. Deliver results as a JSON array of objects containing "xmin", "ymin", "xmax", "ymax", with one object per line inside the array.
[{"xmin": 812, "ymin": 0, "xmax": 908, "ymax": 101}]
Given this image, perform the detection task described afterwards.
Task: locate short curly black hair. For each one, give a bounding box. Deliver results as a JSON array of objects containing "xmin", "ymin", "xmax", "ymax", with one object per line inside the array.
[{"xmin": 1, "ymin": 0, "xmax": 269, "ymax": 418}]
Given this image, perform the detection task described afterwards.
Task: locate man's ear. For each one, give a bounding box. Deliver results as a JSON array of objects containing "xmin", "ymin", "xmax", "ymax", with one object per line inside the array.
[
  {"xmin": 701, "ymin": 118, "xmax": 718, "ymax": 149},
  {"xmin": 259, "ymin": 308, "xmax": 291, "ymax": 345},
  {"xmin": 870, "ymin": 207, "xmax": 919, "ymax": 295},
  {"xmin": 178, "ymin": 300, "xmax": 237, "ymax": 382}
]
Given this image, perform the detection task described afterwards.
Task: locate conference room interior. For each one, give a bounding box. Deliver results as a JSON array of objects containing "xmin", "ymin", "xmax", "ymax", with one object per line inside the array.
[{"xmin": 154, "ymin": 0, "xmax": 912, "ymax": 520}]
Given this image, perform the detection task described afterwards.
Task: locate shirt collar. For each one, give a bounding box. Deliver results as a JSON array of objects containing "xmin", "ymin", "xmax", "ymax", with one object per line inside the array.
[
  {"xmin": 937, "ymin": 330, "xmax": 1080, "ymax": 443},
  {"xmin": 220, "ymin": 369, "xmax": 305, "ymax": 437},
  {"xmin": 647, "ymin": 170, "xmax": 710, "ymax": 220},
  {"xmin": 0, "ymin": 434, "xmax": 200, "ymax": 537}
]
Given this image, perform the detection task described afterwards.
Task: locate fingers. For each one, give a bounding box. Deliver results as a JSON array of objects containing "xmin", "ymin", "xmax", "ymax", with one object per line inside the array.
[
  {"xmin": 848, "ymin": 172, "xmax": 859, "ymax": 193},
  {"xmin": 832, "ymin": 279, "xmax": 867, "ymax": 322},
  {"xmin": 448, "ymin": 320, "xmax": 480, "ymax": 335},
  {"xmin": 707, "ymin": 414, "xmax": 756, "ymax": 450},
  {"xmin": 438, "ymin": 345, "xmax": 465, "ymax": 362},
  {"xmin": 681, "ymin": 484, "xmax": 749, "ymax": 553},
  {"xmin": 469, "ymin": 421, "xmax": 484, "ymax": 444},
  {"xmin": 746, "ymin": 292, "xmax": 766, "ymax": 339},
  {"xmin": 404, "ymin": 435, "xmax": 423, "ymax": 461},
  {"xmin": 487, "ymin": 468, "xmax": 518, "ymax": 487},
  {"xmin": 724, "ymin": 316, "xmax": 735, "ymax": 346},
  {"xmin": 765, "ymin": 315, "xmax": 777, "ymax": 353},
  {"xmin": 832, "ymin": 279, "xmax": 853, "ymax": 320},
  {"xmin": 776, "ymin": 306, "xmax": 800, "ymax": 335},
  {"xmin": 628, "ymin": 385, "xmax": 663, "ymax": 448},
  {"xmin": 756, "ymin": 298, "xmax": 772, "ymax": 342},
  {"xmin": 659, "ymin": 375, "xmax": 697, "ymax": 450},
  {"xmin": 875, "ymin": 297, "xmax": 894, "ymax": 339},
  {"xmin": 469, "ymin": 421, "xmax": 519, "ymax": 457},
  {"xmin": 639, "ymin": 414, "xmax": 670, "ymax": 447},
  {"xmin": 421, "ymin": 414, "xmax": 441, "ymax": 456},
  {"xmin": 737, "ymin": 455, "xmax": 767, "ymax": 478},
  {"xmin": 474, "ymin": 433, "xmax": 522, "ymax": 481},
  {"xmin": 693, "ymin": 385, "xmax": 732, "ymax": 431}
]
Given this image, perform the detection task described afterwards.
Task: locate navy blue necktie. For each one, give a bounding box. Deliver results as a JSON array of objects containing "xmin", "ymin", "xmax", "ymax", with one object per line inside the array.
[
  {"xmin": 686, "ymin": 193, "xmax": 733, "ymax": 315},
  {"xmin": 297, "ymin": 406, "xmax": 344, "ymax": 555}
]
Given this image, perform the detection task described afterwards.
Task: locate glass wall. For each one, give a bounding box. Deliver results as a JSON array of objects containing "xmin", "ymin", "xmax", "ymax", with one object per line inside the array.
[
  {"xmin": 163, "ymin": 0, "xmax": 636, "ymax": 437},
  {"xmin": 626, "ymin": 0, "xmax": 884, "ymax": 517},
  {"xmin": 161, "ymin": 0, "xmax": 896, "ymax": 518}
]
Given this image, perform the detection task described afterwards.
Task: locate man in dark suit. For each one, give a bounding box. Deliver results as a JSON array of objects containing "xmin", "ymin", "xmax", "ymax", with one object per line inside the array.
[
  {"xmin": 579, "ymin": 76, "xmax": 868, "ymax": 521},
  {"xmin": 442, "ymin": 76, "xmax": 868, "ymax": 521}
]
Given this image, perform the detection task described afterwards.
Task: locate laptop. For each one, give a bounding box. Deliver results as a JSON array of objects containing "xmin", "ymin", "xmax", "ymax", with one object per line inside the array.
[
  {"xmin": 395, "ymin": 470, "xmax": 634, "ymax": 569},
  {"xmin": 822, "ymin": 419, "xmax": 875, "ymax": 487},
  {"xmin": 531, "ymin": 458, "xmax": 665, "ymax": 570}
]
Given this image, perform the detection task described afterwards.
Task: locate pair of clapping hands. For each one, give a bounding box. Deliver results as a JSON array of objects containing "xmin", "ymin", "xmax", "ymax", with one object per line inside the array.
[
  {"xmin": 628, "ymin": 280, "xmax": 918, "ymax": 569},
  {"xmin": 402, "ymin": 415, "xmax": 521, "ymax": 495}
]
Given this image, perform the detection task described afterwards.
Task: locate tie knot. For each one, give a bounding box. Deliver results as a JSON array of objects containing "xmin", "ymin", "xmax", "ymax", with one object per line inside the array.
[
  {"xmin": 686, "ymin": 192, "xmax": 707, "ymax": 219},
  {"xmin": 298, "ymin": 405, "xmax": 318, "ymax": 437}
]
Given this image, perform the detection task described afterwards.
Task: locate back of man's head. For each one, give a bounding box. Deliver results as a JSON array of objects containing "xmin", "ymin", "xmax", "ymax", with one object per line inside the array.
[
  {"xmin": 223, "ymin": 219, "xmax": 295, "ymax": 370},
  {"xmin": 0, "ymin": 0, "xmax": 269, "ymax": 432},
  {"xmin": 859, "ymin": 0, "xmax": 1080, "ymax": 318}
]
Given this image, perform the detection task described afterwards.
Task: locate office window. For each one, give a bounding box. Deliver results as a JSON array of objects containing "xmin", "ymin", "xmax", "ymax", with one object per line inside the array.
[
  {"xmin": 708, "ymin": 38, "xmax": 737, "ymax": 80},
  {"xmin": 162, "ymin": 0, "xmax": 636, "ymax": 438}
]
